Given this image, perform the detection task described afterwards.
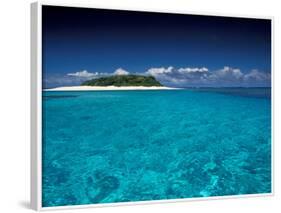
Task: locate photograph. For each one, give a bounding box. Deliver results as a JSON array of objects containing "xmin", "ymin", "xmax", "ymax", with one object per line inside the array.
[{"xmin": 41, "ymin": 5, "xmax": 272, "ymax": 208}]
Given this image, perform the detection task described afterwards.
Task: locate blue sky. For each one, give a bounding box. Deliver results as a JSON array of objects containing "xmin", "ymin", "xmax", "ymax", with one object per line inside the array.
[{"xmin": 42, "ymin": 6, "xmax": 271, "ymax": 88}]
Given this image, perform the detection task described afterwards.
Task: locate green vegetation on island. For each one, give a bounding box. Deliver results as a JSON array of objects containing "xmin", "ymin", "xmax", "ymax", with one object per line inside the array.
[{"xmin": 81, "ymin": 75, "xmax": 163, "ymax": 87}]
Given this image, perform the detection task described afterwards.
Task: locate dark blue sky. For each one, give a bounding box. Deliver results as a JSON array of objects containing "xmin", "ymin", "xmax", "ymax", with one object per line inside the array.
[{"xmin": 42, "ymin": 6, "xmax": 271, "ymax": 88}]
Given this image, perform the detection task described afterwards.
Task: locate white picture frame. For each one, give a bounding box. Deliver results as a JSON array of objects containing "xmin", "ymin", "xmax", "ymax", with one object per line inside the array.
[{"xmin": 31, "ymin": 1, "xmax": 274, "ymax": 210}]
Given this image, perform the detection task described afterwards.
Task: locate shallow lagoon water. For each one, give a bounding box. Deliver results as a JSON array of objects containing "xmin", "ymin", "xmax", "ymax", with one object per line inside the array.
[{"xmin": 42, "ymin": 88, "xmax": 271, "ymax": 207}]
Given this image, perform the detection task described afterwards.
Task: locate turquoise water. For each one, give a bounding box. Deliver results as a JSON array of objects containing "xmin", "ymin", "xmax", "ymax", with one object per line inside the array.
[{"xmin": 42, "ymin": 88, "xmax": 271, "ymax": 207}]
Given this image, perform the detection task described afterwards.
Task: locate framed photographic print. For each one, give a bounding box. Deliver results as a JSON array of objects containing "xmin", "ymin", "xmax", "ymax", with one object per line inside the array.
[{"xmin": 31, "ymin": 1, "xmax": 273, "ymax": 210}]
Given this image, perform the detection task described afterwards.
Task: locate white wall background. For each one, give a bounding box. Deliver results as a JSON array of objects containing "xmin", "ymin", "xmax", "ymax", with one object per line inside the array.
[{"xmin": 0, "ymin": 0, "xmax": 280, "ymax": 212}]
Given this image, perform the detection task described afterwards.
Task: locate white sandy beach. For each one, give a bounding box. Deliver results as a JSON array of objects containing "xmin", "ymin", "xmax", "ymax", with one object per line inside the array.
[{"xmin": 44, "ymin": 86, "xmax": 180, "ymax": 91}]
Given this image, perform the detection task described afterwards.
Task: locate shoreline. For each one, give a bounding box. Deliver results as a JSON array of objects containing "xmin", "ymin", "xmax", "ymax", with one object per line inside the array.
[{"xmin": 44, "ymin": 85, "xmax": 180, "ymax": 91}]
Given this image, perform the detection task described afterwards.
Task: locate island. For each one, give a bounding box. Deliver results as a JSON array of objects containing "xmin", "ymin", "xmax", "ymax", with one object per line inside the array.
[
  {"xmin": 82, "ymin": 75, "xmax": 163, "ymax": 87},
  {"xmin": 45, "ymin": 75, "xmax": 179, "ymax": 91}
]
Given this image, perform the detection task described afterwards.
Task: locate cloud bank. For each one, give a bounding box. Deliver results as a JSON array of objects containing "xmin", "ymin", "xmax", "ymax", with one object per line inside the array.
[
  {"xmin": 146, "ymin": 66, "xmax": 270, "ymax": 87},
  {"xmin": 43, "ymin": 66, "xmax": 270, "ymax": 88},
  {"xmin": 67, "ymin": 68, "xmax": 129, "ymax": 79}
]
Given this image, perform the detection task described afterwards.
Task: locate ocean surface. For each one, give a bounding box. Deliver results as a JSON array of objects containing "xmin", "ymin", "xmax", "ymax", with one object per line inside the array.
[{"xmin": 42, "ymin": 88, "xmax": 271, "ymax": 207}]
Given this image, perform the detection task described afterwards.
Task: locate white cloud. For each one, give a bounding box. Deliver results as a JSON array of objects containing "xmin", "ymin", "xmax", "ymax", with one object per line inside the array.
[
  {"xmin": 113, "ymin": 68, "xmax": 129, "ymax": 75},
  {"xmin": 146, "ymin": 66, "xmax": 211, "ymax": 85},
  {"xmin": 210, "ymin": 66, "xmax": 243, "ymax": 81},
  {"xmin": 244, "ymin": 69, "xmax": 271, "ymax": 82},
  {"xmin": 146, "ymin": 66, "xmax": 173, "ymax": 76},
  {"xmin": 67, "ymin": 70, "xmax": 99, "ymax": 78},
  {"xmin": 178, "ymin": 67, "xmax": 208, "ymax": 73}
]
